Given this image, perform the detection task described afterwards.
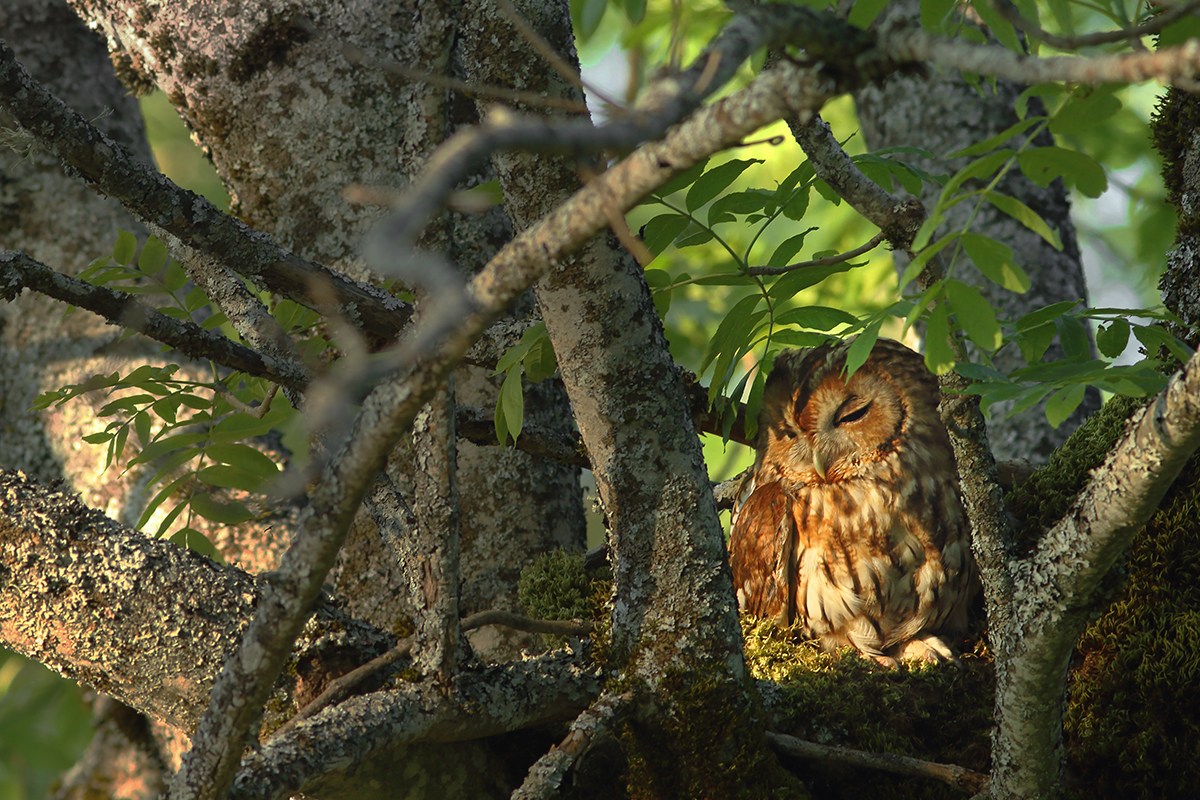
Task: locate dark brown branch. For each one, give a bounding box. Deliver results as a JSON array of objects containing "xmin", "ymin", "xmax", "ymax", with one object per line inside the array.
[
  {"xmin": 0, "ymin": 40, "xmax": 412, "ymax": 341},
  {"xmin": 992, "ymin": 0, "xmax": 1200, "ymax": 51},
  {"xmin": 456, "ymin": 405, "xmax": 589, "ymax": 467},
  {"xmin": 0, "ymin": 250, "xmax": 308, "ymax": 390},
  {"xmin": 766, "ymin": 732, "xmax": 989, "ymax": 794},
  {"xmin": 747, "ymin": 232, "xmax": 885, "ymax": 276}
]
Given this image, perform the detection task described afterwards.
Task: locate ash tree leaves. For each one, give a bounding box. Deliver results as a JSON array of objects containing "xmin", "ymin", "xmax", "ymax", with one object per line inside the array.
[
  {"xmin": 37, "ymin": 231, "xmax": 299, "ymax": 559},
  {"xmin": 492, "ymin": 322, "xmax": 558, "ymax": 446}
]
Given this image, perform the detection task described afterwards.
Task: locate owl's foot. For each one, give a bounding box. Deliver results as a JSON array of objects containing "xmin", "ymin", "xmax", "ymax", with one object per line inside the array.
[{"xmin": 893, "ymin": 635, "xmax": 959, "ymax": 665}]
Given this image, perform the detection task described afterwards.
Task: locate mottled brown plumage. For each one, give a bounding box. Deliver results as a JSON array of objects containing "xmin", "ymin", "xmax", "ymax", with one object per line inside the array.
[{"xmin": 729, "ymin": 338, "xmax": 976, "ymax": 665}]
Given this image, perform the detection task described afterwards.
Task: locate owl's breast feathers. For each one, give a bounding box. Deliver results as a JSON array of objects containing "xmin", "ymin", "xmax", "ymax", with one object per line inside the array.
[{"xmin": 729, "ymin": 469, "xmax": 975, "ymax": 660}]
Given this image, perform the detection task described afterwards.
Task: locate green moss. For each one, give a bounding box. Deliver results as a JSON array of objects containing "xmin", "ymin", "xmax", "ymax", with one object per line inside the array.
[
  {"xmin": 1006, "ymin": 395, "xmax": 1143, "ymax": 553},
  {"xmin": 620, "ymin": 669, "xmax": 810, "ymax": 800},
  {"xmin": 518, "ymin": 548, "xmax": 610, "ymax": 648},
  {"xmin": 1064, "ymin": 453, "xmax": 1200, "ymax": 799},
  {"xmin": 1151, "ymin": 87, "xmax": 1200, "ymax": 241},
  {"xmin": 743, "ymin": 617, "xmax": 993, "ymax": 800}
]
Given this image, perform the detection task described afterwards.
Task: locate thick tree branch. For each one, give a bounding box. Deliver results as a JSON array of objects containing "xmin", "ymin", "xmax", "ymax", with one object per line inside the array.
[
  {"xmin": 991, "ymin": 347, "xmax": 1200, "ymax": 798},
  {"xmin": 881, "ymin": 23, "xmax": 1200, "ymax": 88},
  {"xmin": 228, "ymin": 649, "xmax": 601, "ymax": 800},
  {"xmin": 511, "ymin": 691, "xmax": 631, "ymax": 800},
  {"xmin": 0, "ymin": 250, "xmax": 307, "ymax": 390},
  {"xmin": 0, "ymin": 39, "xmax": 413, "ymax": 340},
  {"xmin": 0, "ymin": 469, "xmax": 392, "ymax": 731}
]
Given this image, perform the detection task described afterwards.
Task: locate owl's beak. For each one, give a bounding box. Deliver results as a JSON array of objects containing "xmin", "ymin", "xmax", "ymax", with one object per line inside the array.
[{"xmin": 811, "ymin": 450, "xmax": 827, "ymax": 481}]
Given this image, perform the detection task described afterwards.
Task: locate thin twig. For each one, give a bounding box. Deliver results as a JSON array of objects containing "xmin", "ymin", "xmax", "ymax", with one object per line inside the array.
[
  {"xmin": 766, "ymin": 732, "xmax": 989, "ymax": 794},
  {"xmin": 992, "ymin": 0, "xmax": 1200, "ymax": 51},
  {"xmin": 747, "ymin": 232, "xmax": 885, "ymax": 276}
]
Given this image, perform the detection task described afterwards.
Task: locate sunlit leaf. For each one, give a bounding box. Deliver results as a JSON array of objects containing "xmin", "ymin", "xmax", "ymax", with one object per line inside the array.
[
  {"xmin": 686, "ymin": 159, "xmax": 762, "ymax": 211},
  {"xmin": 984, "ymin": 192, "xmax": 1063, "ymax": 250},
  {"xmin": 946, "ymin": 280, "xmax": 1001, "ymax": 350},
  {"xmin": 924, "ymin": 304, "xmax": 955, "ymax": 375},
  {"xmin": 961, "ymin": 233, "xmax": 1031, "ymax": 292},
  {"xmin": 845, "ymin": 319, "xmax": 883, "ymax": 377}
]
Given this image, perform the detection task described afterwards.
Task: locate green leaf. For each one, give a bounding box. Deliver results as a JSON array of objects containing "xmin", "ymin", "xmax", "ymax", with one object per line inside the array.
[
  {"xmin": 961, "ymin": 233, "xmax": 1031, "ymax": 292},
  {"xmin": 211, "ymin": 409, "xmax": 287, "ymax": 443},
  {"xmin": 189, "ymin": 492, "xmax": 254, "ymax": 524},
  {"xmin": 844, "ymin": 319, "xmax": 883, "ymax": 378},
  {"xmin": 1019, "ymin": 147, "xmax": 1107, "ymax": 198},
  {"xmin": 686, "ymin": 159, "xmax": 763, "ymax": 211},
  {"xmin": 1096, "ymin": 318, "xmax": 1131, "ymax": 359},
  {"xmin": 949, "ymin": 118, "xmax": 1042, "ymax": 158},
  {"xmin": 129, "ymin": 432, "xmax": 210, "ymax": 466},
  {"xmin": 984, "ymin": 192, "xmax": 1063, "ymax": 250},
  {"xmin": 1018, "ymin": 323, "xmax": 1057, "ymax": 365},
  {"xmin": 205, "ymin": 442, "xmax": 280, "ymax": 479},
  {"xmin": 152, "ymin": 395, "xmax": 181, "ymax": 425},
  {"xmin": 675, "ymin": 223, "xmax": 714, "ymax": 249},
  {"xmin": 1016, "ymin": 300, "xmax": 1081, "ymax": 331},
  {"xmin": 83, "ymin": 431, "xmax": 113, "ymax": 445},
  {"xmin": 1045, "ymin": 383, "xmax": 1086, "ymax": 428},
  {"xmin": 138, "ymin": 235, "xmax": 169, "ymax": 274},
  {"xmin": 1157, "ymin": 14, "xmax": 1200, "ymax": 48},
  {"xmin": 112, "ymin": 230, "xmax": 137, "ymax": 266},
  {"xmin": 708, "ymin": 191, "xmax": 768, "ymax": 224},
  {"xmin": 946, "ymin": 280, "xmax": 1001, "ymax": 351},
  {"xmin": 769, "ymin": 330, "xmax": 832, "ymax": 348},
  {"xmin": 170, "ymin": 528, "xmax": 222, "ymax": 560},
  {"xmin": 523, "ymin": 335, "xmax": 557, "ymax": 382},
  {"xmin": 498, "ymin": 366, "xmax": 524, "ymax": 444},
  {"xmin": 576, "ymin": 0, "xmax": 607, "ymax": 39},
  {"xmin": 780, "ymin": 184, "xmax": 811, "ymax": 221},
  {"xmin": 769, "ymin": 260, "xmax": 857, "ymax": 300},
  {"xmin": 919, "ymin": 0, "xmax": 956, "ymax": 31},
  {"xmin": 1134, "ymin": 324, "xmax": 1196, "ymax": 364},
  {"xmin": 656, "ymin": 159, "xmax": 710, "ymax": 197},
  {"xmin": 164, "ymin": 261, "xmax": 188, "ymax": 292},
  {"xmin": 742, "ymin": 367, "xmax": 768, "ymax": 442},
  {"xmin": 924, "ymin": 303, "xmax": 955, "ymax": 375},
  {"xmin": 938, "ymin": 151, "xmax": 1013, "ymax": 207},
  {"xmin": 197, "ymin": 464, "xmax": 268, "ymax": 492},
  {"xmin": 640, "ymin": 214, "xmax": 690, "ymax": 256},
  {"xmin": 847, "ymin": 0, "xmax": 889, "ymax": 28},
  {"xmin": 899, "ymin": 233, "xmax": 959, "ymax": 291},
  {"xmin": 971, "ymin": 0, "xmax": 1022, "ymax": 52},
  {"xmin": 812, "ymin": 178, "xmax": 841, "ymax": 205},
  {"xmin": 134, "ymin": 411, "xmax": 152, "ymax": 446},
  {"xmin": 137, "ymin": 473, "xmax": 192, "ymax": 530},
  {"xmin": 766, "ymin": 228, "xmax": 818, "ymax": 268},
  {"xmin": 1049, "ymin": 87, "xmax": 1121, "ymax": 136},
  {"xmin": 1056, "ymin": 315, "xmax": 1092, "ymax": 360},
  {"xmin": 623, "ymin": 0, "xmax": 646, "ymax": 24},
  {"xmin": 773, "ymin": 305, "xmax": 857, "ymax": 331}
]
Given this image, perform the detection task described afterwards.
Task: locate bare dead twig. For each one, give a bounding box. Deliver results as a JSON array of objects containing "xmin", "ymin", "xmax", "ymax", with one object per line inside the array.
[{"xmin": 767, "ymin": 732, "xmax": 989, "ymax": 793}]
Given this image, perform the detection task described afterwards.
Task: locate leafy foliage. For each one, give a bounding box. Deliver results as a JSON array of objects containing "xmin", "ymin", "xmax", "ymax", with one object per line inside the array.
[{"xmin": 35, "ymin": 233, "xmax": 303, "ymax": 558}]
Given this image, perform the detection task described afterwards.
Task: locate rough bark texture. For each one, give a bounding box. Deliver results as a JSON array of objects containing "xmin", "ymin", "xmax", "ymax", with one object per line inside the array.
[{"xmin": 855, "ymin": 0, "xmax": 1100, "ymax": 464}]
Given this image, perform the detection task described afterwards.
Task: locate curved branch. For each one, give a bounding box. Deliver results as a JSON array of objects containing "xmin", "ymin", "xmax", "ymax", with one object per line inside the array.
[
  {"xmin": 991, "ymin": 0, "xmax": 1200, "ymax": 51},
  {"xmin": 0, "ymin": 40, "xmax": 413, "ymax": 340}
]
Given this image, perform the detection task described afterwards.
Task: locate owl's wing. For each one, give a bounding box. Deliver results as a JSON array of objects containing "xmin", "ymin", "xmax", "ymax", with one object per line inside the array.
[{"xmin": 729, "ymin": 481, "xmax": 797, "ymax": 626}]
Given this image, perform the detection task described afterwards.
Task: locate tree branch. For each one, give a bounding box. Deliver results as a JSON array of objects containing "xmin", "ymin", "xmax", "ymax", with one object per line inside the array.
[
  {"xmin": 991, "ymin": 0, "xmax": 1200, "ymax": 51},
  {"xmin": 0, "ymin": 39, "xmax": 413, "ymax": 341},
  {"xmin": 0, "ymin": 250, "xmax": 307, "ymax": 390},
  {"xmin": 882, "ymin": 22, "xmax": 1200, "ymax": 88},
  {"xmin": 766, "ymin": 732, "xmax": 988, "ymax": 794},
  {"xmin": 228, "ymin": 649, "xmax": 601, "ymax": 800},
  {"xmin": 511, "ymin": 691, "xmax": 631, "ymax": 800}
]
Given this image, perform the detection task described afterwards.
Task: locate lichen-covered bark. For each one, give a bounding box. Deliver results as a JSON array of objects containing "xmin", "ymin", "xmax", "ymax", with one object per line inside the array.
[
  {"xmin": 0, "ymin": 468, "xmax": 392, "ymax": 732},
  {"xmin": 855, "ymin": 0, "xmax": 1099, "ymax": 464}
]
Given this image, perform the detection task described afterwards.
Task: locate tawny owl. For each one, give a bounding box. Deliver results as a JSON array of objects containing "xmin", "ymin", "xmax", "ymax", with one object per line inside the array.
[{"xmin": 729, "ymin": 337, "xmax": 976, "ymax": 665}]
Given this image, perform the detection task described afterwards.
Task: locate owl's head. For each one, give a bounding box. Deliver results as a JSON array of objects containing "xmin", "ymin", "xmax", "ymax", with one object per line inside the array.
[{"xmin": 755, "ymin": 338, "xmax": 940, "ymax": 484}]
